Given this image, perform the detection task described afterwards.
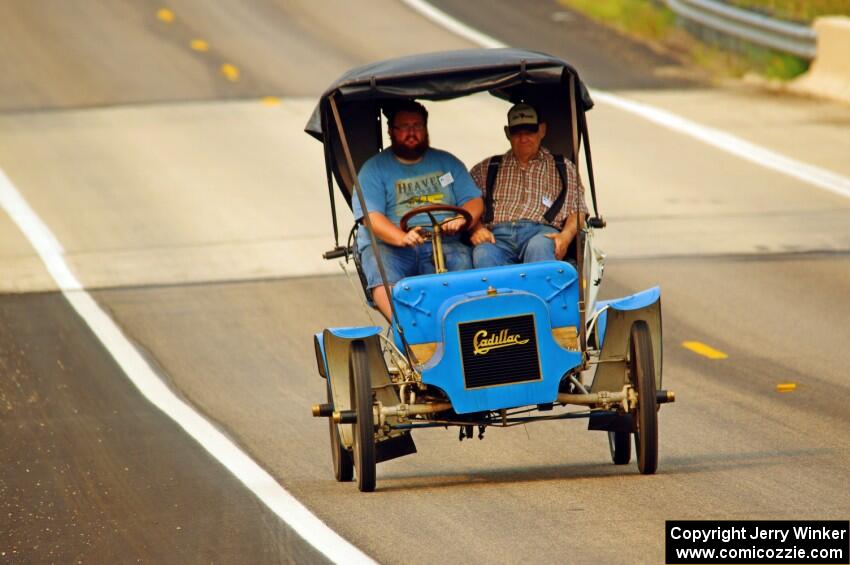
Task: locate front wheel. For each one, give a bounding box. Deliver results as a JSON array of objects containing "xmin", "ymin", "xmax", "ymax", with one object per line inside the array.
[
  {"xmin": 349, "ymin": 341, "xmax": 376, "ymax": 492},
  {"xmin": 630, "ymin": 320, "xmax": 658, "ymax": 475}
]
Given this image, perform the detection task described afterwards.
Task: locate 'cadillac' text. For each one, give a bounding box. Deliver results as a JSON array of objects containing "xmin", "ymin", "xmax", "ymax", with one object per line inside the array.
[{"xmin": 473, "ymin": 329, "xmax": 529, "ymax": 355}]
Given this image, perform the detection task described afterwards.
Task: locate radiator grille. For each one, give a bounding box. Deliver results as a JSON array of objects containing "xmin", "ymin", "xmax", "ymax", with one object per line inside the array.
[{"xmin": 458, "ymin": 314, "xmax": 541, "ymax": 389}]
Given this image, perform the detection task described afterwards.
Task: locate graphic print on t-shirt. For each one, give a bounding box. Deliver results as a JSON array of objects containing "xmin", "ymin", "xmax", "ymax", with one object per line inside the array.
[{"xmin": 394, "ymin": 171, "xmax": 452, "ymax": 218}]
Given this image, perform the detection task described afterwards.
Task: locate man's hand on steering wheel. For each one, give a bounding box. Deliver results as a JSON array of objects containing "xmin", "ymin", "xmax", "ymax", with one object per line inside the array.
[
  {"xmin": 439, "ymin": 215, "xmax": 467, "ymax": 235},
  {"xmin": 398, "ymin": 226, "xmax": 426, "ymax": 247}
]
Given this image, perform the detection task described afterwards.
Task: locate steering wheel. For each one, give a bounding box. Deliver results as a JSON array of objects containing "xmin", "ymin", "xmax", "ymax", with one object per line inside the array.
[{"xmin": 399, "ymin": 204, "xmax": 473, "ymax": 234}]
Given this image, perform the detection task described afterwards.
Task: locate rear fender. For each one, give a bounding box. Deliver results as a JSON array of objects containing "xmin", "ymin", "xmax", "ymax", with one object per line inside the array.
[{"xmin": 590, "ymin": 287, "xmax": 662, "ymax": 393}]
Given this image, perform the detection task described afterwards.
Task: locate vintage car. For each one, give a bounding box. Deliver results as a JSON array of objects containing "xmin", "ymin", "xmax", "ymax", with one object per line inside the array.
[{"xmin": 306, "ymin": 48, "xmax": 674, "ymax": 492}]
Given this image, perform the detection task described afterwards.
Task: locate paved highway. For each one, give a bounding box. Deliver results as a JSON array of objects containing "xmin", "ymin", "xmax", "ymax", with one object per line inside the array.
[{"xmin": 2, "ymin": 1, "xmax": 849, "ymax": 563}]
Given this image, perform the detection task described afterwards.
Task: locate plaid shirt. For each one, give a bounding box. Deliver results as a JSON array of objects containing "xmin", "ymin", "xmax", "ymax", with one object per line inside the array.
[{"xmin": 470, "ymin": 147, "xmax": 587, "ymax": 229}]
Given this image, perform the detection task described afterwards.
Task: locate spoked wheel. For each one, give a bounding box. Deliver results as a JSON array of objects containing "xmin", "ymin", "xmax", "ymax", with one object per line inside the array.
[
  {"xmin": 349, "ymin": 341, "xmax": 376, "ymax": 492},
  {"xmin": 630, "ymin": 320, "xmax": 658, "ymax": 475},
  {"xmin": 608, "ymin": 431, "xmax": 631, "ymax": 465},
  {"xmin": 327, "ymin": 380, "xmax": 353, "ymax": 482}
]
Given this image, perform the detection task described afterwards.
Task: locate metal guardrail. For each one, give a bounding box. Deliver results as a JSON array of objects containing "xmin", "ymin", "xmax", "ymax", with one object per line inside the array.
[{"xmin": 664, "ymin": 0, "xmax": 817, "ymax": 59}]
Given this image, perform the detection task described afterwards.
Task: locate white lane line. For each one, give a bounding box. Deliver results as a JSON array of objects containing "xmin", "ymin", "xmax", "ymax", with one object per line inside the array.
[
  {"xmin": 401, "ymin": 0, "xmax": 504, "ymax": 48},
  {"xmin": 591, "ymin": 91, "xmax": 850, "ymax": 200},
  {"xmin": 403, "ymin": 0, "xmax": 850, "ymax": 201},
  {"xmin": 400, "ymin": 0, "xmax": 505, "ymax": 48},
  {"xmin": 0, "ymin": 168, "xmax": 375, "ymax": 564}
]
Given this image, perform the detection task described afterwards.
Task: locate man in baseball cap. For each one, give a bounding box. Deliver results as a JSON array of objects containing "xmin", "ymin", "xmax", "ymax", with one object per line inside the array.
[
  {"xmin": 468, "ymin": 102, "xmax": 587, "ymax": 267},
  {"xmin": 505, "ymin": 103, "xmax": 540, "ymax": 134}
]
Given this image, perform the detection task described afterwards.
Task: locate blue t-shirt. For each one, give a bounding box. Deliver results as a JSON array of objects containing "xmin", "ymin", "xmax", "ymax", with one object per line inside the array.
[{"xmin": 353, "ymin": 148, "xmax": 481, "ymax": 238}]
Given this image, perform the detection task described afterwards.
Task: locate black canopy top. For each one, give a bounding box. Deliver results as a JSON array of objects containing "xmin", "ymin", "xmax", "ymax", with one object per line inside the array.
[{"xmin": 305, "ymin": 48, "xmax": 594, "ymax": 208}]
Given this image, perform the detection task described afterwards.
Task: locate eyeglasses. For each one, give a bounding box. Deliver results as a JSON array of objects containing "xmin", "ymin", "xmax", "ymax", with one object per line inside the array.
[{"xmin": 392, "ymin": 124, "xmax": 426, "ymax": 132}]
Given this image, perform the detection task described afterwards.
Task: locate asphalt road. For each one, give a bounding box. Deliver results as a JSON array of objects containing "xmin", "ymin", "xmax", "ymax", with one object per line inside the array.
[
  {"xmin": 2, "ymin": 1, "xmax": 849, "ymax": 564},
  {"xmin": 0, "ymin": 292, "xmax": 328, "ymax": 564}
]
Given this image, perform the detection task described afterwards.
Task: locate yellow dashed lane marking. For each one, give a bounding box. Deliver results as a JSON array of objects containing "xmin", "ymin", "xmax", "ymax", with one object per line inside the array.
[
  {"xmin": 190, "ymin": 39, "xmax": 209, "ymax": 52},
  {"xmin": 776, "ymin": 383, "xmax": 797, "ymax": 393},
  {"xmin": 220, "ymin": 63, "xmax": 240, "ymax": 82},
  {"xmin": 682, "ymin": 341, "xmax": 728, "ymax": 359},
  {"xmin": 261, "ymin": 96, "xmax": 281, "ymax": 106},
  {"xmin": 156, "ymin": 8, "xmax": 175, "ymax": 23}
]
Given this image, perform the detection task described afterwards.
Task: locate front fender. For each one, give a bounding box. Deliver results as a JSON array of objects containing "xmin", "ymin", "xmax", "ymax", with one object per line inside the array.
[
  {"xmin": 590, "ymin": 287, "xmax": 662, "ymax": 393},
  {"xmin": 314, "ymin": 326, "xmax": 382, "ymax": 379},
  {"xmin": 316, "ymin": 327, "xmax": 414, "ymax": 463},
  {"xmin": 317, "ymin": 327, "xmax": 382, "ymax": 448}
]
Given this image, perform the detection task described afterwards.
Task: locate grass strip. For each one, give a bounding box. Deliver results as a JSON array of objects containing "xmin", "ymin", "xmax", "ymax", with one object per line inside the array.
[
  {"xmin": 558, "ymin": 0, "xmax": 815, "ymax": 80},
  {"xmin": 726, "ymin": 0, "xmax": 850, "ymax": 24}
]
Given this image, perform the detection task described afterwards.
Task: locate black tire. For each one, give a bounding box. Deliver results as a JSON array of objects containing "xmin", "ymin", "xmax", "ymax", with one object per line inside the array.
[
  {"xmin": 608, "ymin": 431, "xmax": 631, "ymax": 465},
  {"xmin": 630, "ymin": 321, "xmax": 658, "ymax": 475},
  {"xmin": 327, "ymin": 379, "xmax": 353, "ymax": 482},
  {"xmin": 349, "ymin": 341, "xmax": 376, "ymax": 492}
]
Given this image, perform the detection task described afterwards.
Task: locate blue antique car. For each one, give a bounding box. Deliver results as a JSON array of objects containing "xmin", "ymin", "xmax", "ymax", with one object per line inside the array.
[{"xmin": 306, "ymin": 48, "xmax": 674, "ymax": 492}]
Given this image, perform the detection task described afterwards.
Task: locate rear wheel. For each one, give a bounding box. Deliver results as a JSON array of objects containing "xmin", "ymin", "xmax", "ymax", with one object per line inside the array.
[
  {"xmin": 327, "ymin": 380, "xmax": 353, "ymax": 482},
  {"xmin": 608, "ymin": 431, "xmax": 631, "ymax": 465},
  {"xmin": 630, "ymin": 321, "xmax": 658, "ymax": 475},
  {"xmin": 349, "ymin": 341, "xmax": 376, "ymax": 492}
]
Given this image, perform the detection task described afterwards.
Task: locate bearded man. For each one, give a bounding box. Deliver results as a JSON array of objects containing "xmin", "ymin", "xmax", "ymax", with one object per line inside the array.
[{"xmin": 353, "ymin": 100, "xmax": 483, "ymax": 320}]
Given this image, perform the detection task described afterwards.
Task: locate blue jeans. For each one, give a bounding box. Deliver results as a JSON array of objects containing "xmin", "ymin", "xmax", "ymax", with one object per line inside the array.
[
  {"xmin": 473, "ymin": 221, "xmax": 559, "ymax": 268},
  {"xmin": 358, "ymin": 234, "xmax": 472, "ymax": 290}
]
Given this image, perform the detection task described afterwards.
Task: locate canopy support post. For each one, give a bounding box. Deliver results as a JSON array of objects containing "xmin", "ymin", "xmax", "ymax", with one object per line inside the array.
[
  {"xmin": 569, "ymin": 75, "xmax": 588, "ymax": 365},
  {"xmin": 581, "ymin": 114, "xmax": 602, "ymax": 222},
  {"xmin": 323, "ymin": 133, "xmax": 340, "ymax": 250}
]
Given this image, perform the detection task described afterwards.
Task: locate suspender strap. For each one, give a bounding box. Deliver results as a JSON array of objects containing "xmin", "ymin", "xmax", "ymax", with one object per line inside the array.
[
  {"xmin": 483, "ymin": 153, "xmax": 568, "ymax": 226},
  {"xmin": 543, "ymin": 154, "xmax": 568, "ymax": 224},
  {"xmin": 482, "ymin": 154, "xmax": 502, "ymax": 225}
]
